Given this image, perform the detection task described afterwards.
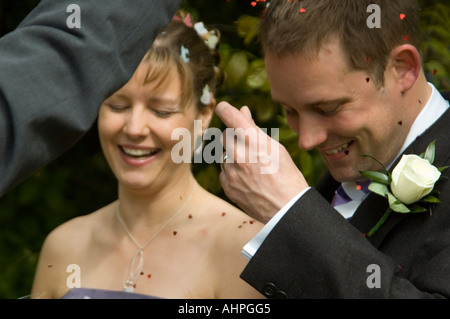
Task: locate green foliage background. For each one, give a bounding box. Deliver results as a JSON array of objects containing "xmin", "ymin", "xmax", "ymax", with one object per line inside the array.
[{"xmin": 0, "ymin": 0, "xmax": 448, "ymax": 298}]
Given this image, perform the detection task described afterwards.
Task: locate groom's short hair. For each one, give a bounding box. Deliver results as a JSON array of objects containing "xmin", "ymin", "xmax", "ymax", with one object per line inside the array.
[{"xmin": 258, "ymin": 0, "xmax": 421, "ymax": 87}]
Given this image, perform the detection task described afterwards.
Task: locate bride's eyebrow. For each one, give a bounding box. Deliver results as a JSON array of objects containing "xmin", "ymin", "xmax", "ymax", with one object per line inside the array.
[{"xmin": 147, "ymin": 97, "xmax": 180, "ymax": 108}]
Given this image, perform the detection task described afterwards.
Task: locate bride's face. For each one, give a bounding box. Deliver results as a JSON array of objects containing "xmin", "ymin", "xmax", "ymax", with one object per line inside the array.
[{"xmin": 98, "ymin": 61, "xmax": 200, "ymax": 191}]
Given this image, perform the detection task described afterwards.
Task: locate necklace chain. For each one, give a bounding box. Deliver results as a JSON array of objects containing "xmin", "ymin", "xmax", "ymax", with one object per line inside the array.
[{"xmin": 116, "ymin": 181, "xmax": 197, "ymax": 292}]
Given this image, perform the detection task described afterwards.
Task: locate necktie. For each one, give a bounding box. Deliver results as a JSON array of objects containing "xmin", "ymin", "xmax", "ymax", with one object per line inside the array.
[{"xmin": 332, "ymin": 180, "xmax": 371, "ymax": 219}]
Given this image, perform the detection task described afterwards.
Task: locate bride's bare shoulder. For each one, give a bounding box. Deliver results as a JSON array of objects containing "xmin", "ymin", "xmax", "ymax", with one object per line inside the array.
[
  {"xmin": 195, "ymin": 188, "xmax": 263, "ymax": 244},
  {"xmin": 42, "ymin": 202, "xmax": 115, "ymax": 254}
]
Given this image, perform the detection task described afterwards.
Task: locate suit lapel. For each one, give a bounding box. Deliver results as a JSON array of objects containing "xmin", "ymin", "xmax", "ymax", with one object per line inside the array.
[{"xmin": 315, "ymin": 172, "xmax": 340, "ymax": 202}]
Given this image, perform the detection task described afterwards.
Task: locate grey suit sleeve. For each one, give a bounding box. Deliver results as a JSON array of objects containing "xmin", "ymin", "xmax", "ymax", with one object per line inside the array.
[{"xmin": 0, "ymin": 0, "xmax": 183, "ymax": 197}]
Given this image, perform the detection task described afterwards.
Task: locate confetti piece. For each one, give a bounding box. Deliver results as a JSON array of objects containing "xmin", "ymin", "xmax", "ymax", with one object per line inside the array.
[
  {"xmin": 251, "ymin": 0, "xmax": 267, "ymax": 6},
  {"xmin": 300, "ymin": 8, "xmax": 306, "ymax": 13},
  {"xmin": 400, "ymin": 14, "xmax": 406, "ymax": 20},
  {"xmin": 356, "ymin": 185, "xmax": 362, "ymax": 191},
  {"xmin": 365, "ymin": 57, "xmax": 371, "ymax": 62},
  {"xmin": 433, "ymin": 69, "xmax": 438, "ymax": 75},
  {"xmin": 404, "ymin": 36, "xmax": 409, "ymax": 41}
]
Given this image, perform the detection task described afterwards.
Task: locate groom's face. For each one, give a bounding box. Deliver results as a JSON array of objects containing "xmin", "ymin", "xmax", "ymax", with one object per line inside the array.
[{"xmin": 265, "ymin": 38, "xmax": 410, "ymax": 182}]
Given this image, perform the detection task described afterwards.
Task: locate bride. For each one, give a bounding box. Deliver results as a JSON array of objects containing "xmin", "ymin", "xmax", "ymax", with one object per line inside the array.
[{"xmin": 31, "ymin": 15, "xmax": 264, "ymax": 299}]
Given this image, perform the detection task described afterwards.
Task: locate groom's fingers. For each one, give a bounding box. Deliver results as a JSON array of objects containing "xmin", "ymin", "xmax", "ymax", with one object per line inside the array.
[
  {"xmin": 215, "ymin": 101, "xmax": 256, "ymax": 130},
  {"xmin": 240, "ymin": 105, "xmax": 255, "ymax": 124}
]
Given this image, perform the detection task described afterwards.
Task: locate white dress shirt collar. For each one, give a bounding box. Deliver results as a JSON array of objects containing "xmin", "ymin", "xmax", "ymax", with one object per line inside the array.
[{"xmin": 392, "ymin": 82, "xmax": 449, "ymax": 168}]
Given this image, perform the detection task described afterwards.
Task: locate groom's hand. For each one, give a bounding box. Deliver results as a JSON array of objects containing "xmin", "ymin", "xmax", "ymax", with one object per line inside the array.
[{"xmin": 215, "ymin": 101, "xmax": 309, "ymax": 224}]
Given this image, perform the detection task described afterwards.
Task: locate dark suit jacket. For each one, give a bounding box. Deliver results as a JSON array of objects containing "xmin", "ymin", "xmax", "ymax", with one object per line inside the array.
[
  {"xmin": 0, "ymin": 0, "xmax": 182, "ymax": 197},
  {"xmin": 241, "ymin": 92, "xmax": 450, "ymax": 298}
]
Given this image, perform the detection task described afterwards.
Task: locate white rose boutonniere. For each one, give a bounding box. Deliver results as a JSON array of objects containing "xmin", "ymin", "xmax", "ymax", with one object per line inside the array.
[
  {"xmin": 391, "ymin": 155, "xmax": 441, "ymax": 205},
  {"xmin": 361, "ymin": 141, "xmax": 448, "ymax": 237}
]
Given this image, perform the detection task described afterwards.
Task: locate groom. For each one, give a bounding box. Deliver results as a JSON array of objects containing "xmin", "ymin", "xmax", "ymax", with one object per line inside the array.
[{"xmin": 217, "ymin": 0, "xmax": 450, "ymax": 298}]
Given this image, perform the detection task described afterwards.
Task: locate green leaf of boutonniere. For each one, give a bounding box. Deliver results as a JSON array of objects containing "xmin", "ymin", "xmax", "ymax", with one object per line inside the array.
[
  {"xmin": 360, "ymin": 171, "xmax": 391, "ymax": 185},
  {"xmin": 367, "ymin": 181, "xmax": 389, "ymax": 198},
  {"xmin": 409, "ymin": 205, "xmax": 428, "ymax": 213},
  {"xmin": 420, "ymin": 140, "xmax": 435, "ymax": 164},
  {"xmin": 420, "ymin": 195, "xmax": 441, "ymax": 204},
  {"xmin": 438, "ymin": 166, "xmax": 449, "ymax": 173},
  {"xmin": 387, "ymin": 193, "xmax": 410, "ymax": 213}
]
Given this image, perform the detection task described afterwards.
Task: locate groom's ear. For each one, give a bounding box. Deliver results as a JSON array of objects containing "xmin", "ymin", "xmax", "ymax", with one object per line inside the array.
[{"xmin": 387, "ymin": 44, "xmax": 422, "ymax": 93}]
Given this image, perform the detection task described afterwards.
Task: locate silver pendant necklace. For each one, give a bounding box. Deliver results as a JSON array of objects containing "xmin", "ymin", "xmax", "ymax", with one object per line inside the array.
[{"xmin": 115, "ymin": 181, "xmax": 197, "ymax": 292}]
